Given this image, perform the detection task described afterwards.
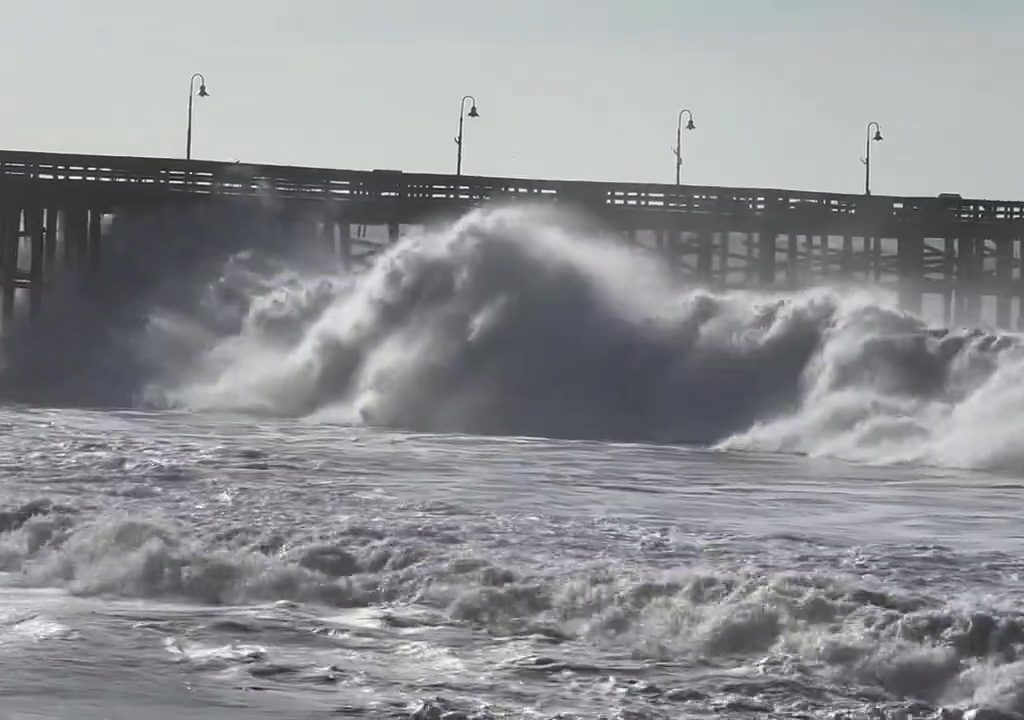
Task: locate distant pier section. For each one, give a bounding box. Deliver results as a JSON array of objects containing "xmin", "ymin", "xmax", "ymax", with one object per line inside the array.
[{"xmin": 2, "ymin": 149, "xmax": 1024, "ymax": 327}]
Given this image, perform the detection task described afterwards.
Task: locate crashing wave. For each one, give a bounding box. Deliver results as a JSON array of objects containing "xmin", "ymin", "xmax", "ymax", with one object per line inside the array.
[{"xmin": 3, "ymin": 204, "xmax": 1023, "ymax": 471}]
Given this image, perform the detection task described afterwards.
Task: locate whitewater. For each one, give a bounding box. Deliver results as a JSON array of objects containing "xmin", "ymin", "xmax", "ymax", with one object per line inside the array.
[{"xmin": 2, "ymin": 205, "xmax": 1024, "ymax": 719}]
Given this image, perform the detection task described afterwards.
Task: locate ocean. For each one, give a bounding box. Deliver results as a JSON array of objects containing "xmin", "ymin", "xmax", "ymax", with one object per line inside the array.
[{"xmin": 1, "ymin": 205, "xmax": 1022, "ymax": 719}]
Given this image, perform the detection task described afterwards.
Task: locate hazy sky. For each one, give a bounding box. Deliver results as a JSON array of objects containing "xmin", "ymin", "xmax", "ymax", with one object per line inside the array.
[{"xmin": 2, "ymin": 0, "xmax": 1021, "ymax": 198}]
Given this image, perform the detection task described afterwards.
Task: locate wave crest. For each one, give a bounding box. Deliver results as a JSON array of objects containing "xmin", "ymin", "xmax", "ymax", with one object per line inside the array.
[
  {"xmin": 5, "ymin": 204, "xmax": 1023, "ymax": 470},
  {"xmin": 148, "ymin": 206, "xmax": 1024, "ymax": 472}
]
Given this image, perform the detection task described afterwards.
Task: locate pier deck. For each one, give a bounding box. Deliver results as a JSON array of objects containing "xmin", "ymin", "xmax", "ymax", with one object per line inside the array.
[{"xmin": 2, "ymin": 149, "xmax": 1023, "ymax": 327}]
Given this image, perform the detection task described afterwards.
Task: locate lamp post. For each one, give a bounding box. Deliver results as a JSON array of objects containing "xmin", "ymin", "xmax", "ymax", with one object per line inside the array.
[
  {"xmin": 862, "ymin": 121, "xmax": 883, "ymax": 195},
  {"xmin": 454, "ymin": 95, "xmax": 479, "ymax": 176},
  {"xmin": 673, "ymin": 109, "xmax": 695, "ymax": 185},
  {"xmin": 186, "ymin": 73, "xmax": 210, "ymax": 160}
]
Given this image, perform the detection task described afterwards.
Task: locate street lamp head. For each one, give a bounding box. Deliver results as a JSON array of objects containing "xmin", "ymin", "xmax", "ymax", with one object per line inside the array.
[
  {"xmin": 686, "ymin": 118, "xmax": 696, "ymax": 131},
  {"xmin": 468, "ymin": 104, "xmax": 479, "ymax": 118},
  {"xmin": 873, "ymin": 128, "xmax": 883, "ymax": 141},
  {"xmin": 198, "ymin": 84, "xmax": 209, "ymax": 98}
]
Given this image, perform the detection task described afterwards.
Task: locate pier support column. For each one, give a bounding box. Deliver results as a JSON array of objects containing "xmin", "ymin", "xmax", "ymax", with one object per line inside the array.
[
  {"xmin": 669, "ymin": 230, "xmax": 682, "ymax": 269},
  {"xmin": 25, "ymin": 207, "xmax": 44, "ymax": 319},
  {"xmin": 871, "ymin": 237, "xmax": 882, "ymax": 281},
  {"xmin": 743, "ymin": 232, "xmax": 755, "ymax": 283},
  {"xmin": 0, "ymin": 208, "xmax": 19, "ymax": 324},
  {"xmin": 656, "ymin": 230, "xmax": 669, "ymax": 262},
  {"xmin": 757, "ymin": 230, "xmax": 776, "ymax": 286},
  {"xmin": 87, "ymin": 209, "xmax": 102, "ymax": 276},
  {"xmin": 803, "ymin": 233, "xmax": 815, "ymax": 284},
  {"xmin": 800, "ymin": 233, "xmax": 811, "ymax": 280},
  {"xmin": 840, "ymin": 235, "xmax": 853, "ymax": 279},
  {"xmin": 717, "ymin": 231, "xmax": 729, "ymax": 285},
  {"xmin": 339, "ymin": 221, "xmax": 352, "ymax": 267},
  {"xmin": 786, "ymin": 233, "xmax": 799, "ymax": 288},
  {"xmin": 62, "ymin": 208, "xmax": 73, "ymax": 268},
  {"xmin": 943, "ymin": 237, "xmax": 955, "ymax": 326},
  {"xmin": 696, "ymin": 230, "xmax": 712, "ymax": 281},
  {"xmin": 320, "ymin": 219, "xmax": 337, "ymax": 256},
  {"xmin": 969, "ymin": 238, "xmax": 986, "ymax": 325},
  {"xmin": 995, "ymin": 236, "xmax": 1013, "ymax": 328},
  {"xmin": 63, "ymin": 207, "xmax": 87, "ymax": 270},
  {"xmin": 957, "ymin": 237, "xmax": 980, "ymax": 326},
  {"xmin": 388, "ymin": 222, "xmax": 400, "ymax": 243},
  {"xmin": 1018, "ymin": 238, "xmax": 1024, "ymax": 331},
  {"xmin": 44, "ymin": 207, "xmax": 59, "ymax": 279},
  {"xmin": 897, "ymin": 230, "xmax": 923, "ymax": 315},
  {"xmin": 819, "ymin": 235, "xmax": 829, "ymax": 279}
]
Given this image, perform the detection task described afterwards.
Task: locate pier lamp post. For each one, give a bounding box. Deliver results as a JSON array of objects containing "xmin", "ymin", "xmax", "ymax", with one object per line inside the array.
[
  {"xmin": 186, "ymin": 73, "xmax": 210, "ymax": 161},
  {"xmin": 862, "ymin": 121, "xmax": 883, "ymax": 195},
  {"xmin": 454, "ymin": 95, "xmax": 479, "ymax": 176},
  {"xmin": 673, "ymin": 109, "xmax": 695, "ymax": 185}
]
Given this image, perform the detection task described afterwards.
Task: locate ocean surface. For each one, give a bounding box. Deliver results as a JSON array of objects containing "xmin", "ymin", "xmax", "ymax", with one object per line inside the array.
[{"xmin": 2, "ymin": 206, "xmax": 1023, "ymax": 719}]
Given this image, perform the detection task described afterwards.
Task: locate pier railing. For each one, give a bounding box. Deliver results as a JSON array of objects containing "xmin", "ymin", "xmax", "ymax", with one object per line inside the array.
[
  {"xmin": 3, "ymin": 149, "xmax": 1024, "ymax": 227},
  {"xmin": 2, "ymin": 149, "xmax": 1024, "ymax": 328}
]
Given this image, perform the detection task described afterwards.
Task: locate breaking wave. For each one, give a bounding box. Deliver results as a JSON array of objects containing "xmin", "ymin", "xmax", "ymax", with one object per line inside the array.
[{"xmin": 5, "ymin": 204, "xmax": 1024, "ymax": 471}]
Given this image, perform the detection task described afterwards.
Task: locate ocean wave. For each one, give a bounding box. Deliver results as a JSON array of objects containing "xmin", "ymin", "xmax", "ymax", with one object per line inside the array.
[
  {"xmin": 4, "ymin": 204, "xmax": 1023, "ymax": 471},
  {"xmin": 157, "ymin": 205, "xmax": 1024, "ymax": 473}
]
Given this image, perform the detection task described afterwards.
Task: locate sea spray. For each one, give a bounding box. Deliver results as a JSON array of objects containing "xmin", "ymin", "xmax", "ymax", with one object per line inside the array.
[
  {"xmin": 154, "ymin": 205, "xmax": 1024, "ymax": 471},
  {"xmin": 154, "ymin": 205, "xmax": 828, "ymax": 441},
  {"xmin": 4, "ymin": 203, "xmax": 1023, "ymax": 470}
]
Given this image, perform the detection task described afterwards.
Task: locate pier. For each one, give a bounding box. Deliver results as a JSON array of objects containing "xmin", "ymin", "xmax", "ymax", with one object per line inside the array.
[{"xmin": 2, "ymin": 149, "xmax": 1024, "ymax": 327}]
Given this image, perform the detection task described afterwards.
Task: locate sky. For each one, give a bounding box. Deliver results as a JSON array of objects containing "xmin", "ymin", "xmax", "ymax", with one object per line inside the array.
[{"xmin": 2, "ymin": 0, "xmax": 1022, "ymax": 199}]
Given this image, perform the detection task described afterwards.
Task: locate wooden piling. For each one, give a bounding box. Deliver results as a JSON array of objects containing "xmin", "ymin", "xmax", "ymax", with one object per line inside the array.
[
  {"xmin": 1018, "ymin": 238, "xmax": 1024, "ymax": 331},
  {"xmin": 63, "ymin": 207, "xmax": 87, "ymax": 269},
  {"xmin": 871, "ymin": 237, "xmax": 882, "ymax": 281},
  {"xmin": 320, "ymin": 219, "xmax": 336, "ymax": 256},
  {"xmin": 25, "ymin": 207, "xmax": 44, "ymax": 319},
  {"xmin": 758, "ymin": 230, "xmax": 776, "ymax": 286},
  {"xmin": 943, "ymin": 237, "xmax": 955, "ymax": 326},
  {"xmin": 897, "ymin": 230, "xmax": 923, "ymax": 315},
  {"xmin": 811, "ymin": 236, "xmax": 819, "ymax": 282},
  {"xmin": 62, "ymin": 208, "xmax": 74, "ymax": 268},
  {"xmin": 718, "ymin": 231, "xmax": 729, "ymax": 285},
  {"xmin": 743, "ymin": 232, "xmax": 755, "ymax": 283},
  {"xmin": 995, "ymin": 235, "xmax": 1012, "ymax": 328},
  {"xmin": 957, "ymin": 237, "xmax": 980, "ymax": 325},
  {"xmin": 786, "ymin": 233, "xmax": 798, "ymax": 288},
  {"xmin": 653, "ymin": 229, "xmax": 667, "ymax": 264},
  {"xmin": 88, "ymin": 210, "xmax": 102, "ymax": 275},
  {"xmin": 339, "ymin": 221, "xmax": 352, "ymax": 267},
  {"xmin": 0, "ymin": 208, "xmax": 19, "ymax": 323},
  {"xmin": 840, "ymin": 235, "xmax": 852, "ymax": 278},
  {"xmin": 44, "ymin": 207, "xmax": 59, "ymax": 277},
  {"xmin": 697, "ymin": 230, "xmax": 712, "ymax": 281}
]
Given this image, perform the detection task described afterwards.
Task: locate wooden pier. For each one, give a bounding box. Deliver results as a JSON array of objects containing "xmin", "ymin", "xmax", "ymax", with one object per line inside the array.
[{"xmin": 2, "ymin": 149, "xmax": 1024, "ymax": 327}]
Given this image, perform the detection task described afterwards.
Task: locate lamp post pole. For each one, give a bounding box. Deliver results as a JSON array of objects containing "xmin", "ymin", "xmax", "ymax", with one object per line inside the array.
[
  {"xmin": 186, "ymin": 73, "xmax": 210, "ymax": 160},
  {"xmin": 674, "ymin": 109, "xmax": 695, "ymax": 185},
  {"xmin": 454, "ymin": 95, "xmax": 479, "ymax": 176},
  {"xmin": 863, "ymin": 121, "xmax": 883, "ymax": 195}
]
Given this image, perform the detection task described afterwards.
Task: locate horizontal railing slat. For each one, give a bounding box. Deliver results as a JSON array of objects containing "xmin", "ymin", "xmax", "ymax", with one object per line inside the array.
[{"xmin": 2, "ymin": 150, "xmax": 1023, "ymax": 225}]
